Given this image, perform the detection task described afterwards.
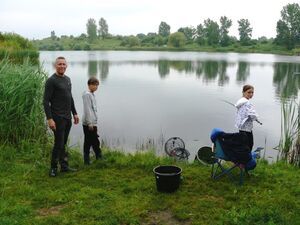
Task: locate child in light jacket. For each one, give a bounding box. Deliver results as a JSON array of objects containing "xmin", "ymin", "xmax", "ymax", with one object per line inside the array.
[
  {"xmin": 82, "ymin": 77, "xmax": 101, "ymax": 165},
  {"xmin": 235, "ymin": 84, "xmax": 262, "ymax": 151}
]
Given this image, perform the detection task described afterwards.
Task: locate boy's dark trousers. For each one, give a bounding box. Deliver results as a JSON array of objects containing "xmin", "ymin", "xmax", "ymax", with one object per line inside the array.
[
  {"xmin": 51, "ymin": 115, "xmax": 72, "ymax": 169},
  {"xmin": 83, "ymin": 125, "xmax": 101, "ymax": 164}
]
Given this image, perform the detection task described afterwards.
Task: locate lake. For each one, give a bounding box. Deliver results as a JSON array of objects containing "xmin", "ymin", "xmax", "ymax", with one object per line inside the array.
[{"xmin": 39, "ymin": 51, "xmax": 300, "ymax": 161}]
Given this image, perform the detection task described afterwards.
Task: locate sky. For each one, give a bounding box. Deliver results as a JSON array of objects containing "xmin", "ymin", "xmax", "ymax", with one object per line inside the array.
[{"xmin": 0, "ymin": 0, "xmax": 298, "ymax": 40}]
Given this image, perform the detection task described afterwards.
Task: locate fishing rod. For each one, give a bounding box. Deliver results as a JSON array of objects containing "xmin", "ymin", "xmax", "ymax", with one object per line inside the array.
[
  {"xmin": 220, "ymin": 99, "xmax": 263, "ymax": 125},
  {"xmin": 221, "ymin": 99, "xmax": 235, "ymax": 107}
]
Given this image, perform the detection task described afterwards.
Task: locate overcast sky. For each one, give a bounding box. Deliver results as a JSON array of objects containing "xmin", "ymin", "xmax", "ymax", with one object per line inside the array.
[{"xmin": 0, "ymin": 0, "xmax": 298, "ymax": 40}]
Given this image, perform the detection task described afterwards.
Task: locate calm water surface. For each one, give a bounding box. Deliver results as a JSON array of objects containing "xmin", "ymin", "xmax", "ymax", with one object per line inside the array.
[{"xmin": 39, "ymin": 51, "xmax": 300, "ymax": 161}]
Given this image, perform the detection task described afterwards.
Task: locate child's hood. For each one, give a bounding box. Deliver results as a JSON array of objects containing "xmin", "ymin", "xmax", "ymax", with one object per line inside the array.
[{"xmin": 235, "ymin": 97, "xmax": 249, "ymax": 108}]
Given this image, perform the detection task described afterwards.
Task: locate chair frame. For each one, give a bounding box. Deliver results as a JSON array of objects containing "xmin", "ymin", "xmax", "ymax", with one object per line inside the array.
[{"xmin": 211, "ymin": 140, "xmax": 247, "ymax": 185}]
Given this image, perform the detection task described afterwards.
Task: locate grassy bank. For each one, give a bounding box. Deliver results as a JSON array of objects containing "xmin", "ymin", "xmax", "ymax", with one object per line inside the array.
[{"xmin": 1, "ymin": 143, "xmax": 299, "ymax": 225}]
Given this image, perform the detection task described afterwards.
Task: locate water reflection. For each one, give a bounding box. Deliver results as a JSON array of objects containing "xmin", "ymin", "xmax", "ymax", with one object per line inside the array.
[
  {"xmin": 99, "ymin": 60, "xmax": 109, "ymax": 81},
  {"xmin": 171, "ymin": 61, "xmax": 194, "ymax": 74},
  {"xmin": 158, "ymin": 60, "xmax": 229, "ymax": 82},
  {"xmin": 218, "ymin": 61, "xmax": 229, "ymax": 86},
  {"xmin": 203, "ymin": 60, "xmax": 219, "ymax": 81},
  {"xmin": 236, "ymin": 61, "xmax": 250, "ymax": 83},
  {"xmin": 87, "ymin": 60, "xmax": 109, "ymax": 80},
  {"xmin": 273, "ymin": 62, "xmax": 300, "ymax": 99},
  {"xmin": 158, "ymin": 60, "xmax": 170, "ymax": 78},
  {"xmin": 195, "ymin": 61, "xmax": 203, "ymax": 78},
  {"xmin": 87, "ymin": 59, "xmax": 300, "ymax": 99},
  {"xmin": 88, "ymin": 60, "xmax": 97, "ymax": 77}
]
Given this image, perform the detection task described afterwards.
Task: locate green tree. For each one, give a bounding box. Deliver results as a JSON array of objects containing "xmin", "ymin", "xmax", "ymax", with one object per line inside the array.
[
  {"xmin": 158, "ymin": 21, "xmax": 171, "ymax": 37},
  {"xmin": 275, "ymin": 3, "xmax": 300, "ymax": 49},
  {"xmin": 168, "ymin": 32, "xmax": 186, "ymax": 47},
  {"xmin": 50, "ymin": 31, "xmax": 56, "ymax": 40},
  {"xmin": 98, "ymin": 17, "xmax": 109, "ymax": 39},
  {"xmin": 86, "ymin": 18, "xmax": 97, "ymax": 42},
  {"xmin": 138, "ymin": 33, "xmax": 153, "ymax": 45},
  {"xmin": 121, "ymin": 36, "xmax": 140, "ymax": 47},
  {"xmin": 177, "ymin": 26, "xmax": 196, "ymax": 43},
  {"xmin": 275, "ymin": 20, "xmax": 292, "ymax": 48},
  {"xmin": 78, "ymin": 33, "xmax": 87, "ymax": 40},
  {"xmin": 257, "ymin": 36, "xmax": 269, "ymax": 44},
  {"xmin": 128, "ymin": 36, "xmax": 140, "ymax": 47},
  {"xmin": 204, "ymin": 19, "xmax": 220, "ymax": 46},
  {"xmin": 196, "ymin": 23, "xmax": 206, "ymax": 45},
  {"xmin": 238, "ymin": 19, "xmax": 252, "ymax": 45},
  {"xmin": 154, "ymin": 35, "xmax": 164, "ymax": 46},
  {"xmin": 220, "ymin": 16, "xmax": 232, "ymax": 46},
  {"xmin": 136, "ymin": 33, "xmax": 146, "ymax": 40}
]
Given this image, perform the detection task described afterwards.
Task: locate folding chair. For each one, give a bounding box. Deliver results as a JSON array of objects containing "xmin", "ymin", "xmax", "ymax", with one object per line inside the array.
[
  {"xmin": 211, "ymin": 140, "xmax": 246, "ymax": 185},
  {"xmin": 211, "ymin": 140, "xmax": 264, "ymax": 185}
]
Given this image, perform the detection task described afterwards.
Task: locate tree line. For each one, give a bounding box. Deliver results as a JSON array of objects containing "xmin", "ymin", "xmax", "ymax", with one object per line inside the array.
[
  {"xmin": 35, "ymin": 3, "xmax": 300, "ymax": 52},
  {"xmin": 80, "ymin": 16, "xmax": 255, "ymax": 47}
]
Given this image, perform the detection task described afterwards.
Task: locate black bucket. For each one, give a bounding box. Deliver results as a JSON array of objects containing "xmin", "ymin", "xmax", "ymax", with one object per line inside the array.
[{"xmin": 153, "ymin": 165, "xmax": 182, "ymax": 193}]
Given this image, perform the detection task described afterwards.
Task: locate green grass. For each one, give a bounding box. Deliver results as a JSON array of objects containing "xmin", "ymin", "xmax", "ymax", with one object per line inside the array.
[{"xmin": 1, "ymin": 143, "xmax": 299, "ymax": 225}]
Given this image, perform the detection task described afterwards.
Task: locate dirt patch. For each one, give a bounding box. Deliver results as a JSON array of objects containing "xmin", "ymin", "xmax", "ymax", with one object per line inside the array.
[
  {"xmin": 141, "ymin": 210, "xmax": 191, "ymax": 225},
  {"xmin": 37, "ymin": 204, "xmax": 66, "ymax": 217}
]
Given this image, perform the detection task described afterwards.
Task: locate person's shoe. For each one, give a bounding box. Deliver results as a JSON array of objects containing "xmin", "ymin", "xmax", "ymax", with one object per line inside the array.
[
  {"xmin": 49, "ymin": 168, "xmax": 57, "ymax": 177},
  {"xmin": 61, "ymin": 167, "xmax": 77, "ymax": 172}
]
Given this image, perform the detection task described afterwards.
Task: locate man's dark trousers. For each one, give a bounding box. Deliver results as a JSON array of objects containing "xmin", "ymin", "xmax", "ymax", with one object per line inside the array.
[
  {"xmin": 51, "ymin": 115, "xmax": 72, "ymax": 169},
  {"xmin": 83, "ymin": 125, "xmax": 101, "ymax": 164}
]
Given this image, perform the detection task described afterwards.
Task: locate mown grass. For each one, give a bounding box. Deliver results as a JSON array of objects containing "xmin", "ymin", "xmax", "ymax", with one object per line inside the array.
[{"xmin": 0, "ymin": 143, "xmax": 299, "ymax": 225}]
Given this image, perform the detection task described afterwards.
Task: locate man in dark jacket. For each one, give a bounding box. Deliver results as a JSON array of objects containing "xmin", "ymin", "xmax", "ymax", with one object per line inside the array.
[{"xmin": 44, "ymin": 56, "xmax": 79, "ymax": 177}]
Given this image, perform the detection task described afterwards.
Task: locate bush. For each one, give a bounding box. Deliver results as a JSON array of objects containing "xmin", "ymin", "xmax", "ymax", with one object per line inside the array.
[
  {"xmin": 292, "ymin": 48, "xmax": 300, "ymax": 56},
  {"xmin": 168, "ymin": 32, "xmax": 186, "ymax": 48}
]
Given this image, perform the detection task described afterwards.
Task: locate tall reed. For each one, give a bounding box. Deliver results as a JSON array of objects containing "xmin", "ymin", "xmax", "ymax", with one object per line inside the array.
[
  {"xmin": 0, "ymin": 50, "xmax": 39, "ymax": 64},
  {"xmin": 0, "ymin": 32, "xmax": 39, "ymax": 64},
  {"xmin": 279, "ymin": 100, "xmax": 300, "ymax": 166},
  {"xmin": 0, "ymin": 58, "xmax": 47, "ymax": 145}
]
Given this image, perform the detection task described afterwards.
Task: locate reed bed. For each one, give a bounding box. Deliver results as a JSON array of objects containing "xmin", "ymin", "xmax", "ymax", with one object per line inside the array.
[
  {"xmin": 0, "ymin": 49, "xmax": 39, "ymax": 64},
  {"xmin": 0, "ymin": 58, "xmax": 47, "ymax": 145},
  {"xmin": 279, "ymin": 99, "xmax": 300, "ymax": 166}
]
